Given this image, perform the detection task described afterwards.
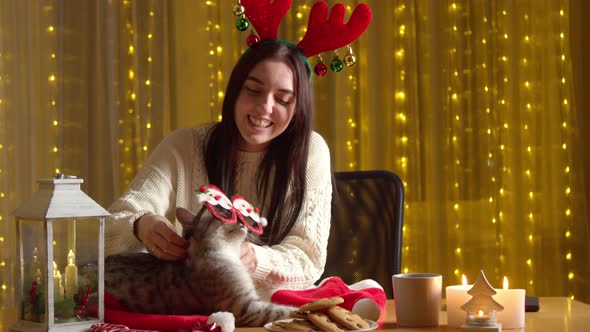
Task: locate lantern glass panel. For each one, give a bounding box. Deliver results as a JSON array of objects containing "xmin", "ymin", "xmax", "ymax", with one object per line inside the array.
[
  {"xmin": 51, "ymin": 218, "xmax": 100, "ymax": 324},
  {"xmin": 18, "ymin": 218, "xmax": 46, "ymax": 323}
]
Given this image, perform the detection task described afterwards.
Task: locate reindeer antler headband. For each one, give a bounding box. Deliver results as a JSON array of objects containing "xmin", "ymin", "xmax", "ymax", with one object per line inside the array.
[{"xmin": 233, "ymin": 0, "xmax": 372, "ymax": 77}]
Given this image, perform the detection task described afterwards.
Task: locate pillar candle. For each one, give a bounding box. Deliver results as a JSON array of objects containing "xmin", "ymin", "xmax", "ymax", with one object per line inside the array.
[
  {"xmin": 53, "ymin": 261, "xmax": 63, "ymax": 301},
  {"xmin": 494, "ymin": 277, "xmax": 525, "ymax": 329},
  {"xmin": 65, "ymin": 249, "xmax": 78, "ymax": 298},
  {"xmin": 445, "ymin": 275, "xmax": 472, "ymax": 328},
  {"xmin": 31, "ymin": 247, "xmax": 41, "ymax": 281},
  {"xmin": 56, "ymin": 271, "xmax": 65, "ymax": 300}
]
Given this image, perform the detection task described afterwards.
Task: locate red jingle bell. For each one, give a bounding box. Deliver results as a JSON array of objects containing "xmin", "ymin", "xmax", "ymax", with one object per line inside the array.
[
  {"xmin": 246, "ymin": 32, "xmax": 260, "ymax": 46},
  {"xmin": 314, "ymin": 62, "xmax": 328, "ymax": 76}
]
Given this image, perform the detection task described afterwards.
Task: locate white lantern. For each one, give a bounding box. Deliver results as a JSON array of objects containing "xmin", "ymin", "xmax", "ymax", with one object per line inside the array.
[{"xmin": 10, "ymin": 175, "xmax": 109, "ymax": 332}]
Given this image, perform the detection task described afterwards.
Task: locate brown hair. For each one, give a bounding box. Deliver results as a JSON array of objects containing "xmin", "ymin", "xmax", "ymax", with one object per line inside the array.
[{"xmin": 205, "ymin": 41, "xmax": 313, "ymax": 245}]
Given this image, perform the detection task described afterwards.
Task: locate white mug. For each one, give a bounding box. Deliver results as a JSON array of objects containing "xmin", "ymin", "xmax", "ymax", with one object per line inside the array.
[{"xmin": 393, "ymin": 273, "xmax": 442, "ymax": 327}]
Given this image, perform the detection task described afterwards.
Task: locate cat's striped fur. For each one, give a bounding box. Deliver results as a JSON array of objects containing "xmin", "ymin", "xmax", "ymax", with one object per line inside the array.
[{"xmin": 105, "ymin": 207, "xmax": 295, "ymax": 326}]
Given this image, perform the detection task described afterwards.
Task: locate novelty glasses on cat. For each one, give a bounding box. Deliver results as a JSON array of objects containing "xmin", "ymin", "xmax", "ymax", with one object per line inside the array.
[{"xmin": 196, "ymin": 184, "xmax": 268, "ymax": 235}]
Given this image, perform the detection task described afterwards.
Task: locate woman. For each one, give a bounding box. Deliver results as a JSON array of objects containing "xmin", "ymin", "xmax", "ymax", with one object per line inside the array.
[{"xmin": 106, "ymin": 41, "xmax": 333, "ymax": 297}]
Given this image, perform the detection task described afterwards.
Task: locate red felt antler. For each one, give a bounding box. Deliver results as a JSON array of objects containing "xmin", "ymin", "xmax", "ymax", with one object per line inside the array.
[
  {"xmin": 297, "ymin": 1, "xmax": 372, "ymax": 58},
  {"xmin": 242, "ymin": 0, "xmax": 292, "ymax": 40}
]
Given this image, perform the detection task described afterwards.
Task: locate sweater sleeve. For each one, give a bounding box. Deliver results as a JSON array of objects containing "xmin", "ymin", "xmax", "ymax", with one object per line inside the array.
[
  {"xmin": 104, "ymin": 128, "xmax": 197, "ymax": 256},
  {"xmin": 251, "ymin": 132, "xmax": 333, "ymax": 293}
]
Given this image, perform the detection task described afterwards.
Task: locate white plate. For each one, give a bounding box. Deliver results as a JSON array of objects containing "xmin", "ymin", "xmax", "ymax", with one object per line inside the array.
[{"xmin": 264, "ymin": 318, "xmax": 378, "ymax": 332}]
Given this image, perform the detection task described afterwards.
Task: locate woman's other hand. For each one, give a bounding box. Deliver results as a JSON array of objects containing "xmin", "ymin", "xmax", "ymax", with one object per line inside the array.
[
  {"xmin": 135, "ymin": 213, "xmax": 189, "ymax": 261},
  {"xmin": 240, "ymin": 242, "xmax": 257, "ymax": 273}
]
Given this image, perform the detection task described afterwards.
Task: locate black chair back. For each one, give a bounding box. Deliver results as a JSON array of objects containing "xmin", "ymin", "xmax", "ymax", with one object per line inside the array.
[{"xmin": 321, "ymin": 170, "xmax": 404, "ymax": 298}]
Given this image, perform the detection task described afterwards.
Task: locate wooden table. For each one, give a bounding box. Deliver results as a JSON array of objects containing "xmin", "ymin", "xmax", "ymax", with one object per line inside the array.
[{"xmin": 237, "ymin": 297, "xmax": 590, "ymax": 331}]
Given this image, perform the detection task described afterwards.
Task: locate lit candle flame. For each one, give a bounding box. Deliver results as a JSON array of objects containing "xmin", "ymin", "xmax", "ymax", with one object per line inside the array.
[
  {"xmin": 503, "ymin": 276, "xmax": 509, "ymax": 289},
  {"xmin": 462, "ymin": 274, "xmax": 468, "ymax": 285},
  {"xmin": 478, "ymin": 310, "xmax": 484, "ymax": 317}
]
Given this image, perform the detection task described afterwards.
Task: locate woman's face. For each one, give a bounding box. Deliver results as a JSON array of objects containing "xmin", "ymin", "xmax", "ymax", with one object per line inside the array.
[{"xmin": 234, "ymin": 59, "xmax": 297, "ymax": 152}]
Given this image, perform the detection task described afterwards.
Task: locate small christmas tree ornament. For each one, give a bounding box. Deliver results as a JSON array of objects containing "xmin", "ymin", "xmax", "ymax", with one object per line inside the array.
[
  {"xmin": 314, "ymin": 55, "xmax": 328, "ymax": 77},
  {"xmin": 460, "ymin": 270, "xmax": 504, "ymax": 332},
  {"xmin": 344, "ymin": 45, "xmax": 356, "ymax": 67},
  {"xmin": 330, "ymin": 51, "xmax": 344, "ymax": 72},
  {"xmin": 233, "ymin": 1, "xmax": 249, "ymax": 31}
]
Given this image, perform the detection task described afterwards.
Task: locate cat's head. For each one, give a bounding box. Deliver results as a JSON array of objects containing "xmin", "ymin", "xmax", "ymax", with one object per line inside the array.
[{"xmin": 176, "ymin": 207, "xmax": 248, "ymax": 245}]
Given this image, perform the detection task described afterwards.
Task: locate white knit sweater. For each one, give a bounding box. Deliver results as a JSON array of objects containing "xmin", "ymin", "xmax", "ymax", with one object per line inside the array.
[{"xmin": 105, "ymin": 123, "xmax": 333, "ymax": 298}]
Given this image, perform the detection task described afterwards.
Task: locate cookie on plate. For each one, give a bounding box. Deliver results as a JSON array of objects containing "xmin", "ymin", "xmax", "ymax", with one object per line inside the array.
[
  {"xmin": 298, "ymin": 296, "xmax": 345, "ymax": 312},
  {"xmin": 284, "ymin": 318, "xmax": 317, "ymax": 331},
  {"xmin": 326, "ymin": 305, "xmax": 371, "ymax": 330},
  {"xmin": 307, "ymin": 311, "xmax": 345, "ymax": 332}
]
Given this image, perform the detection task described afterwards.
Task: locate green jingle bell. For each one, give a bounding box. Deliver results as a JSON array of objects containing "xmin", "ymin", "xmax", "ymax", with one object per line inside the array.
[
  {"xmin": 236, "ymin": 17, "xmax": 249, "ymax": 31},
  {"xmin": 330, "ymin": 56, "xmax": 344, "ymax": 72}
]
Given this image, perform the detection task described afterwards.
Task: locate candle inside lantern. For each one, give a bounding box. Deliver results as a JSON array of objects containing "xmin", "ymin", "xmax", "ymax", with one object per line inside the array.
[
  {"xmin": 53, "ymin": 261, "xmax": 64, "ymax": 300},
  {"xmin": 56, "ymin": 270, "xmax": 65, "ymax": 300},
  {"xmin": 446, "ymin": 274, "xmax": 472, "ymax": 328},
  {"xmin": 494, "ymin": 276, "xmax": 526, "ymax": 329},
  {"xmin": 65, "ymin": 249, "xmax": 78, "ymax": 298},
  {"xmin": 31, "ymin": 247, "xmax": 41, "ymax": 281}
]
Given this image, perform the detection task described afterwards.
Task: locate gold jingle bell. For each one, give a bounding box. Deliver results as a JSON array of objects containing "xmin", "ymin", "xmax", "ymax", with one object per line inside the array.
[
  {"xmin": 344, "ymin": 53, "xmax": 356, "ymax": 67},
  {"xmin": 233, "ymin": 3, "xmax": 245, "ymax": 16}
]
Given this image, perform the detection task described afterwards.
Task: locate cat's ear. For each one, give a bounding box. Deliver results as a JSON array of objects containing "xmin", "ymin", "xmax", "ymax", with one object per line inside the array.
[{"xmin": 176, "ymin": 207, "xmax": 197, "ymax": 228}]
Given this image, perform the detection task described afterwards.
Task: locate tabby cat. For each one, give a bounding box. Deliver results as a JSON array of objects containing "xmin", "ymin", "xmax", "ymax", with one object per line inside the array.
[{"xmin": 105, "ymin": 207, "xmax": 295, "ymax": 326}]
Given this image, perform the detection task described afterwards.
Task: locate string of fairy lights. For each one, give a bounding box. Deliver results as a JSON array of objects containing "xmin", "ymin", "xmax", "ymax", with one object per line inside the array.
[
  {"xmin": 516, "ymin": 3, "xmax": 536, "ymax": 296},
  {"xmin": 47, "ymin": 4, "xmax": 61, "ymax": 178},
  {"xmin": 557, "ymin": 4, "xmax": 575, "ymax": 301},
  {"xmin": 447, "ymin": 1, "xmax": 466, "ymax": 280},
  {"xmin": 206, "ymin": 1, "xmax": 223, "ymax": 121},
  {"xmin": 393, "ymin": 1, "xmax": 411, "ymax": 274},
  {"xmin": 0, "ymin": 12, "xmax": 6, "ymax": 305},
  {"xmin": 119, "ymin": 0, "xmax": 139, "ymax": 190},
  {"xmin": 142, "ymin": 1, "xmax": 155, "ymax": 170}
]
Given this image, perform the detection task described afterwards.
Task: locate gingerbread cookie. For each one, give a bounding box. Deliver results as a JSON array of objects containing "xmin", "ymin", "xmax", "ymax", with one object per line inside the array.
[
  {"xmin": 307, "ymin": 311, "xmax": 345, "ymax": 332},
  {"xmin": 326, "ymin": 305, "xmax": 371, "ymax": 330},
  {"xmin": 298, "ymin": 296, "xmax": 345, "ymax": 312}
]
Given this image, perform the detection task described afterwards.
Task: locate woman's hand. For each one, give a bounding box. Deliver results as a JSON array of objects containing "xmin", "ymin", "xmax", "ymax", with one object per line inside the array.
[
  {"xmin": 135, "ymin": 213, "xmax": 189, "ymax": 261},
  {"xmin": 240, "ymin": 242, "xmax": 257, "ymax": 273}
]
